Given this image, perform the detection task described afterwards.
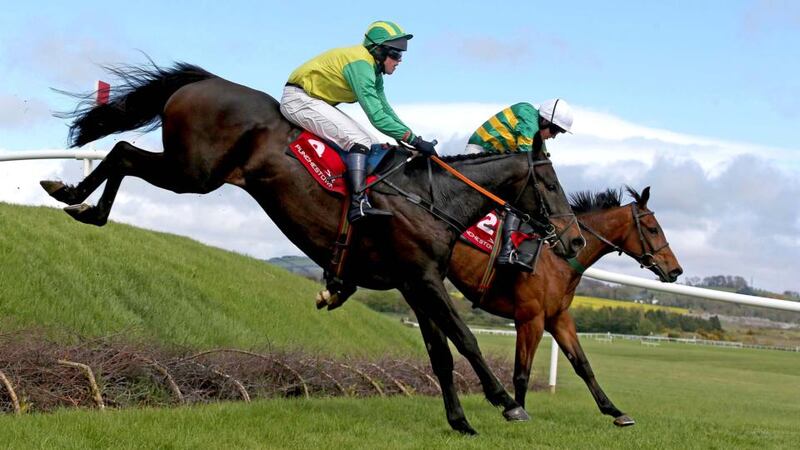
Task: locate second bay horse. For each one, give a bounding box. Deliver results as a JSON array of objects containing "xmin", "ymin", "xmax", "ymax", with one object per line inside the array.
[{"xmin": 448, "ymin": 186, "xmax": 683, "ymax": 426}]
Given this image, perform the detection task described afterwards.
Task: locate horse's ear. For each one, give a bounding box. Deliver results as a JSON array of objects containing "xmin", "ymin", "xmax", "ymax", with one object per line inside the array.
[{"xmin": 639, "ymin": 186, "xmax": 651, "ymax": 208}]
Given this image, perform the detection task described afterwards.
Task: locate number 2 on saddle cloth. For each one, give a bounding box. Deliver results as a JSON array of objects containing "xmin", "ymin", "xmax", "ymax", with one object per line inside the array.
[
  {"xmin": 461, "ymin": 210, "xmax": 544, "ymax": 300},
  {"xmin": 285, "ymin": 130, "xmax": 391, "ymax": 286}
]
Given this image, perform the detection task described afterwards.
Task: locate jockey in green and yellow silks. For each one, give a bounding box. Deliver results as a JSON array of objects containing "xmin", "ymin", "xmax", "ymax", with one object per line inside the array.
[
  {"xmin": 466, "ymin": 99, "xmax": 574, "ymax": 271},
  {"xmin": 280, "ymin": 21, "xmax": 438, "ymax": 223}
]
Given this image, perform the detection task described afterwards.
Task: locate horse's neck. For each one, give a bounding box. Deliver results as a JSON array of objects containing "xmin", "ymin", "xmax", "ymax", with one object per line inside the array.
[
  {"xmin": 442, "ymin": 155, "xmax": 527, "ymax": 226},
  {"xmin": 573, "ymin": 206, "xmax": 632, "ymax": 268}
]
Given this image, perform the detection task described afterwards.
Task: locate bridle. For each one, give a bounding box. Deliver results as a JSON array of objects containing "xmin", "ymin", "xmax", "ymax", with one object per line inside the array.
[
  {"xmin": 577, "ymin": 203, "xmax": 672, "ymax": 278},
  {"xmin": 509, "ymin": 149, "xmax": 577, "ymax": 246}
]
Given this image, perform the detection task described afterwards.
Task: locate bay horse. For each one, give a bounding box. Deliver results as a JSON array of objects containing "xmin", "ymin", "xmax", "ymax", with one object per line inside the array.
[
  {"xmin": 448, "ymin": 186, "xmax": 683, "ymax": 426},
  {"xmin": 40, "ymin": 62, "xmax": 585, "ymax": 434}
]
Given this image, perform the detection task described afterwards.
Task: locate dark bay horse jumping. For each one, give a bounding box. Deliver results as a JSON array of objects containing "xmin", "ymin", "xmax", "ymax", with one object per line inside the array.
[
  {"xmin": 448, "ymin": 186, "xmax": 683, "ymax": 426},
  {"xmin": 41, "ymin": 62, "xmax": 585, "ymax": 434}
]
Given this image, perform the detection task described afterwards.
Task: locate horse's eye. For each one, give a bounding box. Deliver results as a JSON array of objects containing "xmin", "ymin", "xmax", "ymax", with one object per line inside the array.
[
  {"xmin": 648, "ymin": 227, "xmax": 658, "ymax": 234},
  {"xmin": 546, "ymin": 183, "xmax": 557, "ymax": 191}
]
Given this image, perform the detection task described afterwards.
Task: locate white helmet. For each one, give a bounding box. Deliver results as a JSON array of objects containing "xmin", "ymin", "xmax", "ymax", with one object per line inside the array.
[{"xmin": 538, "ymin": 98, "xmax": 574, "ymax": 133}]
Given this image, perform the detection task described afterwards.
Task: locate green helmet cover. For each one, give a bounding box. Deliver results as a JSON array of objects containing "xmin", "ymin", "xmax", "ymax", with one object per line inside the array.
[{"xmin": 363, "ymin": 21, "xmax": 413, "ymax": 48}]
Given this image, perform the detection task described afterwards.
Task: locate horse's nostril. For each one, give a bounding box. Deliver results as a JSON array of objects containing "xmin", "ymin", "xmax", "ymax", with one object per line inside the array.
[
  {"xmin": 572, "ymin": 237, "xmax": 586, "ymax": 250},
  {"xmin": 669, "ymin": 268, "xmax": 683, "ymax": 279}
]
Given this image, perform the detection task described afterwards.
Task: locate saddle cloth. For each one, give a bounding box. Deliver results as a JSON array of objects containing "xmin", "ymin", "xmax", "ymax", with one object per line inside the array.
[
  {"xmin": 461, "ymin": 211, "xmax": 539, "ymax": 254},
  {"xmin": 288, "ymin": 131, "xmax": 386, "ymax": 197}
]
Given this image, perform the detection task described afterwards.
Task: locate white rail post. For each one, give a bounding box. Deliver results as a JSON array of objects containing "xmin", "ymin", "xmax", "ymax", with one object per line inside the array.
[
  {"xmin": 548, "ymin": 334, "xmax": 558, "ymax": 393},
  {"xmin": 83, "ymin": 158, "xmax": 93, "ymax": 176}
]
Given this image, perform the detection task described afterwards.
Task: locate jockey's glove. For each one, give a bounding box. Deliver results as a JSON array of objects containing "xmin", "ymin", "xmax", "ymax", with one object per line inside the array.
[{"xmin": 412, "ymin": 136, "xmax": 438, "ymax": 156}]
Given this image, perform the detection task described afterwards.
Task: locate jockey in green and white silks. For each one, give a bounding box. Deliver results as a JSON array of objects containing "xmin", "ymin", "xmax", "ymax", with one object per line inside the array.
[
  {"xmin": 280, "ymin": 20, "xmax": 438, "ymax": 223},
  {"xmin": 466, "ymin": 99, "xmax": 574, "ymax": 271}
]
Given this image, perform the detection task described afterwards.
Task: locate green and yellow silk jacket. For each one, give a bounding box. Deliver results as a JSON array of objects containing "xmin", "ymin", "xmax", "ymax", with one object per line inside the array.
[
  {"xmin": 287, "ymin": 45, "xmax": 414, "ymax": 143},
  {"xmin": 468, "ymin": 102, "xmax": 546, "ymax": 153}
]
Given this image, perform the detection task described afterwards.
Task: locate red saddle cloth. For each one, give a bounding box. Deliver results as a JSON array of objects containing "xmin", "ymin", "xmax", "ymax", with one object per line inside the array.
[
  {"xmin": 461, "ymin": 211, "xmax": 535, "ymax": 254},
  {"xmin": 288, "ymin": 131, "xmax": 379, "ymax": 197},
  {"xmin": 461, "ymin": 211, "xmax": 501, "ymax": 253},
  {"xmin": 288, "ymin": 131, "xmax": 348, "ymax": 196}
]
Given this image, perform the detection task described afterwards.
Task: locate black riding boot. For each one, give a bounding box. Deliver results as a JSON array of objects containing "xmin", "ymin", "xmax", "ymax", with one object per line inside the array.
[
  {"xmin": 495, "ymin": 211, "xmax": 533, "ymax": 272},
  {"xmin": 346, "ymin": 145, "xmax": 392, "ymax": 223}
]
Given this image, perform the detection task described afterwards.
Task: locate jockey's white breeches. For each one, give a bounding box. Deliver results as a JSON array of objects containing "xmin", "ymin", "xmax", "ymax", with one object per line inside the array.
[
  {"xmin": 464, "ymin": 143, "xmax": 486, "ymax": 154},
  {"xmin": 280, "ymin": 85, "xmax": 378, "ymax": 151}
]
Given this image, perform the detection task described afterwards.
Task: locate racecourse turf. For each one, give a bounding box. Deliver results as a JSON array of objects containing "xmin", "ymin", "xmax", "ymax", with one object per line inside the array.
[{"xmin": 2, "ymin": 338, "xmax": 798, "ymax": 449}]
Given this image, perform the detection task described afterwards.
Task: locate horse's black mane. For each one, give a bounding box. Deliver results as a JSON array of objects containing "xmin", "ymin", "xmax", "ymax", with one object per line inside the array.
[
  {"xmin": 438, "ymin": 150, "xmax": 509, "ymax": 163},
  {"xmin": 623, "ymin": 185, "xmax": 644, "ymax": 205},
  {"xmin": 569, "ymin": 186, "xmax": 643, "ymax": 213},
  {"xmin": 569, "ymin": 188, "xmax": 623, "ymax": 213}
]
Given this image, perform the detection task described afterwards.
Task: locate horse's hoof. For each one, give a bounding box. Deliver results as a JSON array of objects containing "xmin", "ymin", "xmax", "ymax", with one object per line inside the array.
[
  {"xmin": 40, "ymin": 180, "xmax": 74, "ymax": 204},
  {"xmin": 315, "ymin": 291, "xmax": 327, "ymax": 310},
  {"xmin": 450, "ymin": 419, "xmax": 478, "ymax": 436},
  {"xmin": 327, "ymin": 300, "xmax": 343, "ymax": 311},
  {"xmin": 503, "ymin": 406, "xmax": 530, "ymax": 422},
  {"xmin": 326, "ymin": 292, "xmax": 345, "ymax": 311},
  {"xmin": 613, "ymin": 414, "xmax": 635, "ymax": 427},
  {"xmin": 64, "ymin": 204, "xmax": 106, "ymax": 226}
]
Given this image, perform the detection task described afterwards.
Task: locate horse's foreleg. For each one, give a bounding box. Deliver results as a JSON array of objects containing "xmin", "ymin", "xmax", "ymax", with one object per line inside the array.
[
  {"xmin": 548, "ymin": 311, "xmax": 634, "ymax": 427},
  {"xmin": 411, "ymin": 312, "xmax": 475, "ymax": 435},
  {"xmin": 402, "ymin": 279, "xmax": 527, "ymax": 427},
  {"xmin": 512, "ymin": 314, "xmax": 545, "ymax": 409}
]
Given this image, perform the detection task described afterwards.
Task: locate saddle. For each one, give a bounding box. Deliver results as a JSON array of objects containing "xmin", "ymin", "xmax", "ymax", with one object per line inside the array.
[
  {"xmin": 286, "ymin": 130, "xmax": 398, "ymax": 194},
  {"xmin": 285, "ymin": 129, "xmax": 410, "ymax": 309}
]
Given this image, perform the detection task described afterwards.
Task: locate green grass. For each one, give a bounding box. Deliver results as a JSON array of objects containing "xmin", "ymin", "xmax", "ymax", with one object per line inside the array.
[
  {"xmin": 0, "ymin": 202, "xmax": 422, "ymax": 357},
  {"xmin": 572, "ymin": 295, "xmax": 688, "ymax": 314},
  {"xmin": 2, "ymin": 338, "xmax": 798, "ymax": 449}
]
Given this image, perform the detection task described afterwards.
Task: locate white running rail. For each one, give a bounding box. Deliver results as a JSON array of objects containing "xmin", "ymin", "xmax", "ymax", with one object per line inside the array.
[
  {"xmin": 584, "ymin": 268, "xmax": 800, "ymax": 313},
  {"xmin": 0, "ymin": 150, "xmax": 108, "ymax": 176}
]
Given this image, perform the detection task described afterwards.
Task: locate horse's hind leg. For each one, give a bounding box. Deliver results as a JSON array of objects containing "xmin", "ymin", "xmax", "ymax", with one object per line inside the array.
[
  {"xmin": 548, "ymin": 311, "xmax": 634, "ymax": 427},
  {"xmin": 48, "ymin": 141, "xmax": 212, "ymax": 226},
  {"xmin": 41, "ymin": 141, "xmax": 140, "ymax": 206}
]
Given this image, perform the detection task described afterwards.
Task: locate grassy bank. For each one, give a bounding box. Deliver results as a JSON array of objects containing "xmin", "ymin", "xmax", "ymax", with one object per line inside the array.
[{"xmin": 0, "ymin": 202, "xmax": 422, "ymax": 357}]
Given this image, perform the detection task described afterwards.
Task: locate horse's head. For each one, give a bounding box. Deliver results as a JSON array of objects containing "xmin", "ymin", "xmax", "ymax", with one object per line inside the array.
[
  {"xmin": 513, "ymin": 149, "xmax": 584, "ymax": 258},
  {"xmin": 621, "ymin": 186, "xmax": 683, "ymax": 282}
]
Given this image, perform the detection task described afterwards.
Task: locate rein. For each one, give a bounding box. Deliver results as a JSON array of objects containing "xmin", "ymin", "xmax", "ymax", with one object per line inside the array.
[
  {"xmin": 431, "ymin": 155, "xmax": 507, "ymax": 207},
  {"xmin": 430, "ymin": 152, "xmax": 557, "ymax": 238},
  {"xmin": 381, "ymin": 177, "xmax": 468, "ymax": 232},
  {"xmin": 363, "ymin": 150, "xmax": 566, "ymax": 240}
]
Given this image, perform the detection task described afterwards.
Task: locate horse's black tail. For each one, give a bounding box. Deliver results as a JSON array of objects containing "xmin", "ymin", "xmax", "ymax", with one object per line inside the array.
[{"xmin": 56, "ymin": 61, "xmax": 216, "ymax": 147}]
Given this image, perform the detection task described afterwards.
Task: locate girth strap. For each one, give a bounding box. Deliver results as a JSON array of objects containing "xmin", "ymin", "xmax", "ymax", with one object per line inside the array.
[
  {"xmin": 476, "ymin": 214, "xmax": 505, "ymax": 303},
  {"xmin": 328, "ymin": 196, "xmax": 354, "ymax": 285}
]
